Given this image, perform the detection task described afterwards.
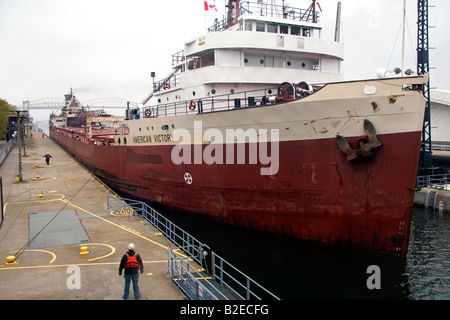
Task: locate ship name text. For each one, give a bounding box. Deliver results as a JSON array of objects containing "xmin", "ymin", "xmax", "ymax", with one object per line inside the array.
[{"xmin": 133, "ymin": 134, "xmax": 174, "ymax": 144}]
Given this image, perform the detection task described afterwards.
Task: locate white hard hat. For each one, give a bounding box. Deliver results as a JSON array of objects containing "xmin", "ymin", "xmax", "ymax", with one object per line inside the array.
[{"xmin": 128, "ymin": 243, "xmax": 135, "ymax": 251}]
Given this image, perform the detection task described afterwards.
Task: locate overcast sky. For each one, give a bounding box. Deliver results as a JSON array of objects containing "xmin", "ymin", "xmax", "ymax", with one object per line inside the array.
[{"xmin": 0, "ymin": 0, "xmax": 449, "ymax": 108}]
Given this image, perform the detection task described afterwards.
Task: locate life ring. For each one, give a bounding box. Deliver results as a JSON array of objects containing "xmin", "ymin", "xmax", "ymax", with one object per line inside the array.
[
  {"xmin": 189, "ymin": 100, "xmax": 196, "ymax": 111},
  {"xmin": 144, "ymin": 109, "xmax": 152, "ymax": 118},
  {"xmin": 163, "ymin": 83, "xmax": 170, "ymax": 90}
]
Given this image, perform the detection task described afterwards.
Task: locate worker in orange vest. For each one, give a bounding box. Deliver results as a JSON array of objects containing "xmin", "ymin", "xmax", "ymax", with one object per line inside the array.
[
  {"xmin": 119, "ymin": 243, "xmax": 144, "ymax": 300},
  {"xmin": 43, "ymin": 153, "xmax": 53, "ymax": 166}
]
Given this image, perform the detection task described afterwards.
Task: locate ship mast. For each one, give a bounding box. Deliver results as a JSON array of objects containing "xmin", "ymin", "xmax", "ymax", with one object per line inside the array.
[
  {"xmin": 301, "ymin": 0, "xmax": 318, "ymax": 23},
  {"xmin": 401, "ymin": 0, "xmax": 407, "ymax": 77}
]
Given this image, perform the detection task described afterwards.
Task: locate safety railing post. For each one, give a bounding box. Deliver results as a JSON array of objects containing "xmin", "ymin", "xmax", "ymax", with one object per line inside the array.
[
  {"xmin": 211, "ymin": 251, "xmax": 215, "ymax": 283},
  {"xmin": 219, "ymin": 257, "xmax": 223, "ymax": 286}
]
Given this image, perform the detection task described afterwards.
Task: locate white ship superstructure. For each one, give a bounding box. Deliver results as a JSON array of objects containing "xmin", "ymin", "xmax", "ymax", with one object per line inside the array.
[{"xmin": 143, "ymin": 0, "xmax": 344, "ymax": 107}]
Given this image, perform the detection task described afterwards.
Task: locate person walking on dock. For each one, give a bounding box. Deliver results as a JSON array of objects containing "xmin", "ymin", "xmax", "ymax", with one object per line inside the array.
[
  {"xmin": 43, "ymin": 153, "xmax": 52, "ymax": 166},
  {"xmin": 119, "ymin": 243, "xmax": 144, "ymax": 300}
]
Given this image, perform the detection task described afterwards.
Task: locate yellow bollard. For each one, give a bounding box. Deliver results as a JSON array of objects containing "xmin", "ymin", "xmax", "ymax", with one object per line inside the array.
[
  {"xmin": 36, "ymin": 175, "xmax": 40, "ymax": 179},
  {"xmin": 38, "ymin": 194, "xmax": 43, "ymax": 199},
  {"xmin": 80, "ymin": 246, "xmax": 89, "ymax": 255},
  {"xmin": 5, "ymin": 256, "xmax": 16, "ymax": 265}
]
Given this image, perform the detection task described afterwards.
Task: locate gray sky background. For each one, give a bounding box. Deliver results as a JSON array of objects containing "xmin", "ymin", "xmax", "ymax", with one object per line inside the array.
[{"xmin": 0, "ymin": 0, "xmax": 449, "ymax": 108}]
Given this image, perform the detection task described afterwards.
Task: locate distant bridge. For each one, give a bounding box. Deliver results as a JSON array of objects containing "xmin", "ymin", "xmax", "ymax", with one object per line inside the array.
[{"xmin": 23, "ymin": 98, "xmax": 139, "ymax": 111}]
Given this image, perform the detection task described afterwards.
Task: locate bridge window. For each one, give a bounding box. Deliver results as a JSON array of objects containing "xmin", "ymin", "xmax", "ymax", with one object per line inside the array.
[
  {"xmin": 280, "ymin": 25, "xmax": 289, "ymax": 34},
  {"xmin": 245, "ymin": 21, "xmax": 252, "ymax": 31},
  {"xmin": 267, "ymin": 23, "xmax": 277, "ymax": 33},
  {"xmin": 256, "ymin": 22, "xmax": 265, "ymax": 32},
  {"xmin": 291, "ymin": 26, "xmax": 300, "ymax": 36}
]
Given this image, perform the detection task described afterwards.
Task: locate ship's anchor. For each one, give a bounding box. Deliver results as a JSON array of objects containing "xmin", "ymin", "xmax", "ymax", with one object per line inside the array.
[{"xmin": 337, "ymin": 120, "xmax": 382, "ymax": 161}]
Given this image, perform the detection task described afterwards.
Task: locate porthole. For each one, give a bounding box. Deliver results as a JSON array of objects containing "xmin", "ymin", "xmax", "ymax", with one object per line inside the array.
[
  {"xmin": 230, "ymin": 89, "xmax": 235, "ymax": 94},
  {"xmin": 260, "ymin": 59, "xmax": 264, "ymax": 64},
  {"xmin": 287, "ymin": 61, "xmax": 291, "ymax": 66},
  {"xmin": 211, "ymin": 89, "xmax": 216, "ymax": 94},
  {"xmin": 244, "ymin": 58, "xmax": 249, "ymax": 64},
  {"xmin": 302, "ymin": 63, "xmax": 306, "ymax": 68},
  {"xmin": 193, "ymin": 91, "xmax": 196, "ymax": 96}
]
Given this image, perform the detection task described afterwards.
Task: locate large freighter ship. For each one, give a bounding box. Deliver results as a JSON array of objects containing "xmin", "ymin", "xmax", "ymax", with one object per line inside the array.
[{"xmin": 50, "ymin": 1, "xmax": 428, "ymax": 259}]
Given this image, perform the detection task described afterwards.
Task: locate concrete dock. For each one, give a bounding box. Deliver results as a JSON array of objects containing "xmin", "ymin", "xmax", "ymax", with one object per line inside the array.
[{"xmin": 0, "ymin": 133, "xmax": 185, "ymax": 300}]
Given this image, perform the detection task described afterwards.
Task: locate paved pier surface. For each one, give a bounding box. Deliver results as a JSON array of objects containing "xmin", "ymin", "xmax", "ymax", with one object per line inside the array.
[{"xmin": 0, "ymin": 133, "xmax": 185, "ymax": 300}]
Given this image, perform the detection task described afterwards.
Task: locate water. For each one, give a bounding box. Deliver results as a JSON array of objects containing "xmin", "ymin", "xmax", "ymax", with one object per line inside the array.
[
  {"xmin": 158, "ymin": 206, "xmax": 450, "ymax": 300},
  {"xmin": 406, "ymin": 208, "xmax": 450, "ymax": 300}
]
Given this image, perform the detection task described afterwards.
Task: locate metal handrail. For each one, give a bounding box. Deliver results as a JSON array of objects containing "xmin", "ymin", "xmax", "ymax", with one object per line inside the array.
[
  {"xmin": 106, "ymin": 195, "xmax": 280, "ymax": 300},
  {"xmin": 107, "ymin": 195, "xmax": 208, "ymax": 267},
  {"xmin": 211, "ymin": 251, "xmax": 280, "ymax": 300},
  {"xmin": 140, "ymin": 86, "xmax": 279, "ymax": 119},
  {"xmin": 168, "ymin": 246, "xmax": 230, "ymax": 300},
  {"xmin": 417, "ymin": 174, "xmax": 450, "ymax": 190}
]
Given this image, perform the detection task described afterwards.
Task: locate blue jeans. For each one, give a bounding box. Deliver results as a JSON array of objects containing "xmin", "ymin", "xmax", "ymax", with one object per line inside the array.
[{"xmin": 123, "ymin": 273, "xmax": 140, "ymax": 299}]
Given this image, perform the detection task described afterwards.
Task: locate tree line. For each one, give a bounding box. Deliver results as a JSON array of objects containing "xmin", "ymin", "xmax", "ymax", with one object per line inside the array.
[{"xmin": 0, "ymin": 98, "xmax": 17, "ymax": 141}]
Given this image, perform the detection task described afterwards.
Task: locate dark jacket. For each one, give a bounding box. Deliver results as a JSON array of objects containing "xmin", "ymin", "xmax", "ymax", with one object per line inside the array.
[{"xmin": 119, "ymin": 250, "xmax": 144, "ymax": 275}]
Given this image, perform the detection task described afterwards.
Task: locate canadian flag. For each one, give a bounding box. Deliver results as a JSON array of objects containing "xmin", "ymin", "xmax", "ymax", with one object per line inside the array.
[
  {"xmin": 317, "ymin": 2, "xmax": 323, "ymax": 13},
  {"xmin": 204, "ymin": 1, "xmax": 217, "ymax": 11}
]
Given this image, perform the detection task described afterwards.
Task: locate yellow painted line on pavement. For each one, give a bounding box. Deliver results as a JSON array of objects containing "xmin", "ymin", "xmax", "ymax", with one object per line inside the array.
[
  {"xmin": 4, "ymin": 194, "xmax": 66, "ymax": 206},
  {"xmin": 8, "ymin": 249, "xmax": 57, "ymax": 264},
  {"xmin": 79, "ymin": 243, "xmax": 116, "ymax": 262},
  {"xmin": 61, "ymin": 199, "xmax": 169, "ymax": 250},
  {"xmin": 3, "ymin": 193, "xmax": 169, "ymax": 251},
  {"xmin": 0, "ymin": 260, "xmax": 166, "ymax": 271}
]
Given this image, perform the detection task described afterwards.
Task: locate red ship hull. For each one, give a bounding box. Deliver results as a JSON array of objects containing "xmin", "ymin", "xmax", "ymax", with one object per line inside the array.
[{"xmin": 50, "ymin": 128, "xmax": 420, "ymax": 258}]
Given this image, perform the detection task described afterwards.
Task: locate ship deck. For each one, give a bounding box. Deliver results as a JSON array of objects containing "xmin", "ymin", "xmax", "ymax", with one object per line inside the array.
[{"xmin": 0, "ymin": 133, "xmax": 186, "ymax": 300}]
